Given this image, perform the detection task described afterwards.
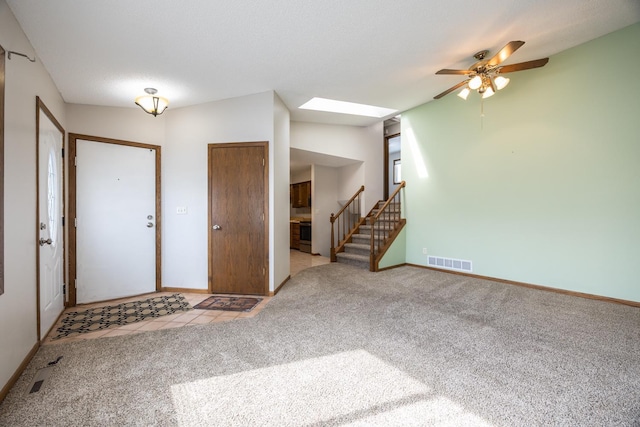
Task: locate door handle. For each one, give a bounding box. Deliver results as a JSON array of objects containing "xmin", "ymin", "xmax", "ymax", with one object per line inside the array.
[
  {"xmin": 212, "ymin": 224, "xmax": 222, "ymax": 230},
  {"xmin": 147, "ymin": 222, "xmax": 154, "ymax": 228},
  {"xmin": 39, "ymin": 238, "xmax": 52, "ymax": 246}
]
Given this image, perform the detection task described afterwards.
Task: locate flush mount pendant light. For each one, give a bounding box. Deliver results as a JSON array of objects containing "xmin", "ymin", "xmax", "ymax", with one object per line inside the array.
[{"xmin": 135, "ymin": 88, "xmax": 169, "ymax": 117}]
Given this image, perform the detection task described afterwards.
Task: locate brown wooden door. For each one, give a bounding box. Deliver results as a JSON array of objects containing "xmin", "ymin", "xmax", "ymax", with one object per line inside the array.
[{"xmin": 208, "ymin": 142, "xmax": 268, "ymax": 295}]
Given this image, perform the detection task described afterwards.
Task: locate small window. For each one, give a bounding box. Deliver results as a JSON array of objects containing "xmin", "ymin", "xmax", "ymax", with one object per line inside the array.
[
  {"xmin": 393, "ymin": 159, "xmax": 402, "ymax": 185},
  {"xmin": 47, "ymin": 147, "xmax": 59, "ymax": 246}
]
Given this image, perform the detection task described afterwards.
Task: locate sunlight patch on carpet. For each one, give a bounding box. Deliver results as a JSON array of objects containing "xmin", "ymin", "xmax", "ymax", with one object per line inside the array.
[{"xmin": 170, "ymin": 349, "xmax": 492, "ymax": 426}]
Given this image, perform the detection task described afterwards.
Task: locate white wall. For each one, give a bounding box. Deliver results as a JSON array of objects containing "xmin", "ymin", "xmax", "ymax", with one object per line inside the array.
[
  {"xmin": 162, "ymin": 91, "xmax": 276, "ymax": 291},
  {"xmin": 291, "ymin": 169, "xmax": 311, "ymax": 183},
  {"xmin": 273, "ymin": 93, "xmax": 291, "ymax": 287},
  {"xmin": 385, "ymin": 122, "xmax": 400, "ymax": 136},
  {"xmin": 0, "ymin": 0, "xmax": 66, "ymax": 393},
  {"xmin": 66, "ymin": 104, "xmax": 166, "ymax": 146},
  {"xmin": 67, "ymin": 91, "xmax": 289, "ymax": 294},
  {"xmin": 337, "ymin": 162, "xmax": 364, "ymax": 203},
  {"xmin": 311, "ymin": 165, "xmax": 340, "ymax": 257},
  {"xmin": 291, "ymin": 121, "xmax": 384, "ymax": 211}
]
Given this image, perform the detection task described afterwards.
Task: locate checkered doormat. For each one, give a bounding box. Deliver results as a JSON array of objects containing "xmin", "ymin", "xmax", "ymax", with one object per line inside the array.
[{"xmin": 52, "ymin": 293, "xmax": 192, "ymax": 340}]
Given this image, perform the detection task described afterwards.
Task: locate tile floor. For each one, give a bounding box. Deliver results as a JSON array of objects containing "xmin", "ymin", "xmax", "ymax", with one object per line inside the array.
[
  {"xmin": 289, "ymin": 249, "xmax": 331, "ymax": 276},
  {"xmin": 43, "ymin": 250, "xmax": 330, "ymax": 346}
]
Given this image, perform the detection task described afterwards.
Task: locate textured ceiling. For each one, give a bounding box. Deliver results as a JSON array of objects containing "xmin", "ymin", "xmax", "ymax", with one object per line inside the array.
[{"xmin": 6, "ymin": 0, "xmax": 640, "ymax": 126}]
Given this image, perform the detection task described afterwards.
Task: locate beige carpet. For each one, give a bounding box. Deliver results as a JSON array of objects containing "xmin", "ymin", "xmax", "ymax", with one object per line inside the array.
[{"xmin": 1, "ymin": 263, "xmax": 639, "ymax": 426}]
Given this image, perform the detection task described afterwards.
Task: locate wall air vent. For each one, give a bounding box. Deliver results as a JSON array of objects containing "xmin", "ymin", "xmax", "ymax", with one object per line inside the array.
[{"xmin": 427, "ymin": 255, "xmax": 472, "ymax": 273}]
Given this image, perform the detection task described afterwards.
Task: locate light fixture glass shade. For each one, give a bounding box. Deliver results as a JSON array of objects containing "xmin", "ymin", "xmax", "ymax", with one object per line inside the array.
[
  {"xmin": 494, "ymin": 76, "xmax": 510, "ymax": 90},
  {"xmin": 135, "ymin": 95, "xmax": 169, "ymax": 116},
  {"xmin": 457, "ymin": 87, "xmax": 470, "ymax": 100},
  {"xmin": 468, "ymin": 75, "xmax": 482, "ymax": 90},
  {"xmin": 135, "ymin": 88, "xmax": 169, "ymax": 117},
  {"xmin": 482, "ymin": 87, "xmax": 495, "ymax": 99}
]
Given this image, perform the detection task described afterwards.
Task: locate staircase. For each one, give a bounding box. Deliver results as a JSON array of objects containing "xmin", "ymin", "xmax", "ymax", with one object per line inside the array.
[{"xmin": 331, "ymin": 182, "xmax": 405, "ymax": 271}]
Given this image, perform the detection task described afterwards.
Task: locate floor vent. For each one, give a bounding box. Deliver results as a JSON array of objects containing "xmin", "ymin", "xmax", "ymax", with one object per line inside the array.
[
  {"xmin": 427, "ymin": 255, "xmax": 472, "ymax": 273},
  {"xmin": 27, "ymin": 367, "xmax": 53, "ymax": 395},
  {"xmin": 26, "ymin": 356, "xmax": 62, "ymax": 395}
]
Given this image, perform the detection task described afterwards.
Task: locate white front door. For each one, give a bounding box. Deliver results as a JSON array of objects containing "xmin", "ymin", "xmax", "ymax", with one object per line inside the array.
[
  {"xmin": 75, "ymin": 139, "xmax": 157, "ymax": 304},
  {"xmin": 37, "ymin": 104, "xmax": 65, "ymax": 339}
]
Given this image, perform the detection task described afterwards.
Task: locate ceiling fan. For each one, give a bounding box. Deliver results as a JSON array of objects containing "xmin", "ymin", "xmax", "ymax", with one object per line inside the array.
[{"xmin": 433, "ymin": 41, "xmax": 549, "ymax": 100}]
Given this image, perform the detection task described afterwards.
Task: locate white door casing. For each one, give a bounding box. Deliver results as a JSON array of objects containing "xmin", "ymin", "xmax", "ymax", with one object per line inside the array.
[
  {"xmin": 37, "ymin": 103, "xmax": 65, "ymax": 339},
  {"xmin": 75, "ymin": 139, "xmax": 157, "ymax": 303}
]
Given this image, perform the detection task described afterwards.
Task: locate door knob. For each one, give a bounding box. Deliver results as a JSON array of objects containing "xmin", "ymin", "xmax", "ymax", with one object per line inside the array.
[
  {"xmin": 39, "ymin": 238, "xmax": 52, "ymax": 246},
  {"xmin": 212, "ymin": 224, "xmax": 222, "ymax": 230},
  {"xmin": 147, "ymin": 222, "xmax": 154, "ymax": 228}
]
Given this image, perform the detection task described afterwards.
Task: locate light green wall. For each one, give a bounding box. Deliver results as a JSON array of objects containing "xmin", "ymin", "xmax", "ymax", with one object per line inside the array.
[
  {"xmin": 402, "ymin": 23, "xmax": 640, "ymax": 302},
  {"xmin": 379, "ymin": 226, "xmax": 407, "ymax": 270}
]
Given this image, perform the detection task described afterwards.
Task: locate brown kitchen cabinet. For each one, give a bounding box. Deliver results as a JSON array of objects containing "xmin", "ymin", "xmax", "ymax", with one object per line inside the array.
[
  {"xmin": 291, "ymin": 181, "xmax": 311, "ymax": 208},
  {"xmin": 290, "ymin": 222, "xmax": 300, "ymax": 249}
]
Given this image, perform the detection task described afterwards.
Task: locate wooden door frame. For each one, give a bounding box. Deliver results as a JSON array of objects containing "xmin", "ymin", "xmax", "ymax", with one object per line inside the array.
[
  {"xmin": 35, "ymin": 97, "xmax": 66, "ymax": 339},
  {"xmin": 0, "ymin": 44, "xmax": 5, "ymax": 297},
  {"xmin": 207, "ymin": 141, "xmax": 269, "ymax": 295},
  {"xmin": 67, "ymin": 133, "xmax": 162, "ymax": 306},
  {"xmin": 383, "ymin": 132, "xmax": 400, "ymax": 200}
]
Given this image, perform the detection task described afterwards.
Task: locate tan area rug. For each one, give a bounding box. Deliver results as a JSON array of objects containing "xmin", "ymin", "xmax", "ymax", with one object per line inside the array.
[{"xmin": 52, "ymin": 293, "xmax": 192, "ymax": 340}]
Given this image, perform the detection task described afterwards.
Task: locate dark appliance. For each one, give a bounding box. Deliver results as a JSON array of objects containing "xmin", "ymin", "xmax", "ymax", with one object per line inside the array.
[{"xmin": 299, "ymin": 221, "xmax": 311, "ymax": 253}]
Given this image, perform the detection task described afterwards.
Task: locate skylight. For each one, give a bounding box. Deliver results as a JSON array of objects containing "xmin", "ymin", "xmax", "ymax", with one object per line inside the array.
[{"xmin": 299, "ymin": 97, "xmax": 397, "ymax": 118}]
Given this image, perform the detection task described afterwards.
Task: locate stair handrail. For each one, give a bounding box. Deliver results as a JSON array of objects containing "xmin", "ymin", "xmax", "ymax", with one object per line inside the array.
[
  {"xmin": 369, "ymin": 181, "xmax": 406, "ymax": 270},
  {"xmin": 331, "ymin": 185, "xmax": 365, "ymax": 220},
  {"xmin": 330, "ymin": 185, "xmax": 365, "ymax": 262}
]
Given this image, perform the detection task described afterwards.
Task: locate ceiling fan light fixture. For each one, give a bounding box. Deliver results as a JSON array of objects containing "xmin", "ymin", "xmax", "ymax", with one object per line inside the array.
[
  {"xmin": 468, "ymin": 75, "xmax": 482, "ymax": 90},
  {"xmin": 482, "ymin": 87, "xmax": 495, "ymax": 99},
  {"xmin": 457, "ymin": 87, "xmax": 470, "ymax": 100},
  {"xmin": 494, "ymin": 76, "xmax": 510, "ymax": 90},
  {"xmin": 433, "ymin": 40, "xmax": 549, "ymax": 103},
  {"xmin": 135, "ymin": 88, "xmax": 169, "ymax": 117}
]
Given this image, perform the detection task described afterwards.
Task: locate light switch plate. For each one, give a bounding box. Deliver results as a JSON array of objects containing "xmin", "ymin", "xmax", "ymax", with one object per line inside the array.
[{"xmin": 176, "ymin": 206, "xmax": 188, "ymax": 215}]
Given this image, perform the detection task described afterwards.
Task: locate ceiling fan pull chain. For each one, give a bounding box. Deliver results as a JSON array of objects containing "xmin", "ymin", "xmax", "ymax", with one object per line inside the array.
[{"xmin": 480, "ymin": 98, "xmax": 485, "ymax": 130}]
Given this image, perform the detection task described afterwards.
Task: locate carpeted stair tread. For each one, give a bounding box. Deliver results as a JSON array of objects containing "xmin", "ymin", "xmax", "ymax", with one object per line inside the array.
[
  {"xmin": 336, "ymin": 252, "xmax": 369, "ymax": 262},
  {"xmin": 352, "ymin": 233, "xmax": 379, "ymax": 239},
  {"xmin": 351, "ymin": 235, "xmax": 378, "ymax": 246},
  {"xmin": 335, "ymin": 251, "xmax": 370, "ymax": 269},
  {"xmin": 357, "ymin": 226, "xmax": 391, "ymax": 237},
  {"xmin": 344, "ymin": 242, "xmax": 369, "ymax": 250},
  {"xmin": 358, "ymin": 225, "xmax": 373, "ymax": 232},
  {"xmin": 333, "ymin": 199, "xmax": 402, "ymax": 271},
  {"xmin": 343, "ymin": 243, "xmax": 370, "ymax": 257},
  {"xmin": 366, "ymin": 217, "xmax": 397, "ymax": 224},
  {"xmin": 371, "ymin": 208, "xmax": 400, "ymax": 215}
]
